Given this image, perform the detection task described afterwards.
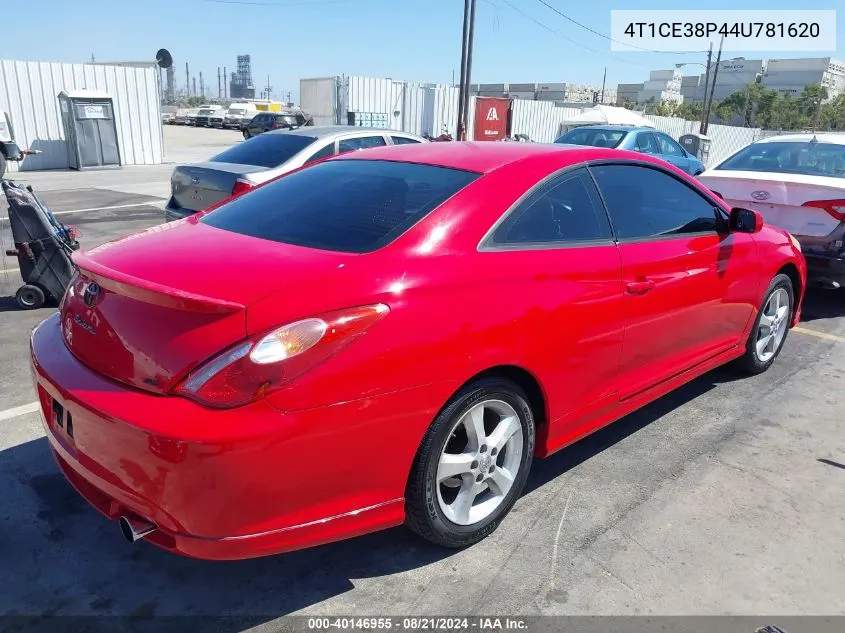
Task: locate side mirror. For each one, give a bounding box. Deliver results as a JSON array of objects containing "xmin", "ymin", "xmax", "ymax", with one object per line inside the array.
[{"xmin": 729, "ymin": 207, "xmax": 764, "ymax": 233}]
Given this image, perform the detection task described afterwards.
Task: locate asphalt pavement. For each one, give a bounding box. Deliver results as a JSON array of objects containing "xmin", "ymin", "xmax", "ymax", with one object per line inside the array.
[{"xmin": 0, "ymin": 127, "xmax": 844, "ymax": 625}]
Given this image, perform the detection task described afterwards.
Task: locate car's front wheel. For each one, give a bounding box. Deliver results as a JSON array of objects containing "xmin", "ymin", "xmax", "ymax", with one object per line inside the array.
[
  {"xmin": 739, "ymin": 273, "xmax": 794, "ymax": 374},
  {"xmin": 242, "ymin": 130, "xmax": 251, "ymax": 139},
  {"xmin": 405, "ymin": 378, "xmax": 535, "ymax": 548}
]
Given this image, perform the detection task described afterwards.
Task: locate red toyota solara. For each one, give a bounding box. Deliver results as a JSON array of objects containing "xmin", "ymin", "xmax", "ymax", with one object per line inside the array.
[{"xmin": 31, "ymin": 142, "xmax": 806, "ymax": 560}]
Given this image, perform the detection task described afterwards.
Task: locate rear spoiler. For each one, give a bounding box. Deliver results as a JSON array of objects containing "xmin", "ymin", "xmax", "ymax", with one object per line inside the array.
[{"xmin": 72, "ymin": 251, "xmax": 245, "ymax": 314}]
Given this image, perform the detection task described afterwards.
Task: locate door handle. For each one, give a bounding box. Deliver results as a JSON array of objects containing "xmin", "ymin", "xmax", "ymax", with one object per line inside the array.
[{"xmin": 626, "ymin": 279, "xmax": 655, "ymax": 295}]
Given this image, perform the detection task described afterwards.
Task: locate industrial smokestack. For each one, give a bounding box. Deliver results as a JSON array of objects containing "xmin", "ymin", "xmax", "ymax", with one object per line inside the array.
[
  {"xmin": 186, "ymin": 62, "xmax": 190, "ymax": 97},
  {"xmin": 224, "ymin": 67, "xmax": 228, "ymax": 99},
  {"xmin": 199, "ymin": 71, "xmax": 204, "ymax": 98}
]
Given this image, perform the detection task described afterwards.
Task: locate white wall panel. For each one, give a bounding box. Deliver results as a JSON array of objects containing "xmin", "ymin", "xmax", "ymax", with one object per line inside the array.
[{"xmin": 0, "ymin": 59, "xmax": 163, "ymax": 172}]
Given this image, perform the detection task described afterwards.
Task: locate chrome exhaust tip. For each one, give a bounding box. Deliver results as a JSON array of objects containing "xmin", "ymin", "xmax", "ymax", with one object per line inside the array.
[{"xmin": 118, "ymin": 515, "xmax": 156, "ymax": 543}]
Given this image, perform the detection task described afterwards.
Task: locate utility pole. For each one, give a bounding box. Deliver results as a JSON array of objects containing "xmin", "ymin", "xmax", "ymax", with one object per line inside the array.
[
  {"xmin": 600, "ymin": 67, "xmax": 607, "ymax": 104},
  {"xmin": 217, "ymin": 67, "xmax": 222, "ymax": 99},
  {"xmin": 200, "ymin": 71, "xmax": 205, "ymax": 99},
  {"xmin": 702, "ymin": 37, "xmax": 723, "ymax": 135},
  {"xmin": 266, "ymin": 75, "xmax": 272, "ymax": 101},
  {"xmin": 461, "ymin": 0, "xmax": 478, "ymax": 140},
  {"xmin": 698, "ymin": 43, "xmax": 713, "ymax": 134},
  {"xmin": 186, "ymin": 62, "xmax": 191, "ymax": 97},
  {"xmin": 223, "ymin": 67, "xmax": 228, "ymax": 99},
  {"xmin": 456, "ymin": 0, "xmax": 471, "ymax": 139},
  {"xmin": 192, "ymin": 77, "xmax": 197, "ymax": 98}
]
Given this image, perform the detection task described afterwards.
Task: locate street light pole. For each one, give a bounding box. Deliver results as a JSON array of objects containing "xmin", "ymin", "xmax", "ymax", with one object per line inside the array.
[
  {"xmin": 456, "ymin": 0, "xmax": 470, "ymax": 139},
  {"xmin": 460, "ymin": 0, "xmax": 478, "ymax": 140},
  {"xmin": 699, "ymin": 42, "xmax": 713, "ymax": 134},
  {"xmin": 702, "ymin": 36, "xmax": 724, "ymax": 135}
]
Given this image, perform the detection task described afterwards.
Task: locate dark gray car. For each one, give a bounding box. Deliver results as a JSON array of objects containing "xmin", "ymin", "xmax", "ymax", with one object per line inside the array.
[{"xmin": 165, "ymin": 126, "xmax": 427, "ymax": 222}]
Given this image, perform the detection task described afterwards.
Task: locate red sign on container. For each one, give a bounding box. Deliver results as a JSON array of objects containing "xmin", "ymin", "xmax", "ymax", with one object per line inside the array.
[{"xmin": 473, "ymin": 97, "xmax": 510, "ymax": 141}]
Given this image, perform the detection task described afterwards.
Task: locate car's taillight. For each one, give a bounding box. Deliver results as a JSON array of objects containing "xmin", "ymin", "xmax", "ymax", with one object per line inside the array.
[
  {"xmin": 803, "ymin": 199, "xmax": 845, "ymax": 222},
  {"xmin": 231, "ymin": 179, "xmax": 256, "ymax": 198},
  {"xmin": 172, "ymin": 304, "xmax": 389, "ymax": 408}
]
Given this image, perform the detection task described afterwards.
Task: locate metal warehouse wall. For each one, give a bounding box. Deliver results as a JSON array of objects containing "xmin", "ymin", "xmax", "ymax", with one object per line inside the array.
[
  {"xmin": 300, "ymin": 77, "xmax": 339, "ymax": 126},
  {"xmin": 0, "ymin": 59, "xmax": 163, "ymax": 172}
]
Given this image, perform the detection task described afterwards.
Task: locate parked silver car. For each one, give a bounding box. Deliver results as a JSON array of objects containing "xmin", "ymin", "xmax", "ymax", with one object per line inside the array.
[{"xmin": 165, "ymin": 126, "xmax": 427, "ymax": 221}]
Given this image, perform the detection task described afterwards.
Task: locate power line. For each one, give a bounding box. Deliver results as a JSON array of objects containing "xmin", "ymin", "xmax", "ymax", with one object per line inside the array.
[
  {"xmin": 497, "ymin": 0, "xmax": 654, "ymax": 68},
  {"xmin": 533, "ymin": 0, "xmax": 702, "ymax": 55}
]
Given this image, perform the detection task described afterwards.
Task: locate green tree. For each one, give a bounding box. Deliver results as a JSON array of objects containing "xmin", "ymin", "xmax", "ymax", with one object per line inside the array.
[{"xmin": 186, "ymin": 96, "xmax": 207, "ymax": 107}]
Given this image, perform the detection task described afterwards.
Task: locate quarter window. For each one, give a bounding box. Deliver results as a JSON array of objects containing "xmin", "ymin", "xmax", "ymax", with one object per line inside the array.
[
  {"xmin": 491, "ymin": 169, "xmax": 612, "ymax": 245},
  {"xmin": 391, "ymin": 136, "xmax": 421, "ymax": 145},
  {"xmin": 590, "ymin": 164, "xmax": 720, "ymax": 240},
  {"xmin": 305, "ymin": 143, "xmax": 335, "ymax": 165},
  {"xmin": 339, "ymin": 136, "xmax": 387, "ymax": 153}
]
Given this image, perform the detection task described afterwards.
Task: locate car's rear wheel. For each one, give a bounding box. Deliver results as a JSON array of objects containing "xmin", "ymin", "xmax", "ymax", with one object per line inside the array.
[
  {"xmin": 405, "ymin": 378, "xmax": 535, "ymax": 548},
  {"xmin": 243, "ymin": 130, "xmax": 250, "ymax": 139},
  {"xmin": 739, "ymin": 273, "xmax": 793, "ymax": 374}
]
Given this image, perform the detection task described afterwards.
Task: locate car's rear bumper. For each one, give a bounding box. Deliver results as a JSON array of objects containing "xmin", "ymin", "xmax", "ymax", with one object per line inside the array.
[
  {"xmin": 30, "ymin": 313, "xmax": 446, "ymax": 559},
  {"xmin": 804, "ymin": 252, "xmax": 845, "ymax": 288},
  {"xmin": 164, "ymin": 198, "xmax": 197, "ymax": 222}
]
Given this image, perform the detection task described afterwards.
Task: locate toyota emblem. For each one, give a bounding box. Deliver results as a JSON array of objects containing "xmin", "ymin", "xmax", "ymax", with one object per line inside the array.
[
  {"xmin": 751, "ymin": 190, "xmax": 771, "ymax": 201},
  {"xmin": 82, "ymin": 282, "xmax": 101, "ymax": 307}
]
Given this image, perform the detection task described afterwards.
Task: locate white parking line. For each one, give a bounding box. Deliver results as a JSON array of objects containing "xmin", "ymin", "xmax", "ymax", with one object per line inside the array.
[
  {"xmin": 0, "ymin": 401, "xmax": 40, "ymax": 422},
  {"xmin": 0, "ymin": 201, "xmax": 161, "ymax": 222}
]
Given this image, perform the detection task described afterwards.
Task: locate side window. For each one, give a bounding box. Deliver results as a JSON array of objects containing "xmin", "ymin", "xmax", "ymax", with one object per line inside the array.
[
  {"xmin": 491, "ymin": 169, "xmax": 612, "ymax": 245},
  {"xmin": 305, "ymin": 143, "xmax": 335, "ymax": 165},
  {"xmin": 391, "ymin": 136, "xmax": 421, "ymax": 145},
  {"xmin": 590, "ymin": 164, "xmax": 720, "ymax": 240},
  {"xmin": 656, "ymin": 134, "xmax": 685, "ymax": 157},
  {"xmin": 634, "ymin": 133, "xmax": 659, "ymax": 154},
  {"xmin": 339, "ymin": 136, "xmax": 387, "ymax": 153}
]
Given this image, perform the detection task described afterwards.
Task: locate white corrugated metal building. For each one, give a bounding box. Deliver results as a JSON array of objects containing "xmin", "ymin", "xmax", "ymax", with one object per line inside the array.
[{"xmin": 0, "ymin": 59, "xmax": 163, "ymax": 172}]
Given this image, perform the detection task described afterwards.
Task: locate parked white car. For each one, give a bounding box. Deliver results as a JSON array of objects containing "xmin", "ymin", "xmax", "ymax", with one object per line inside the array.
[
  {"xmin": 698, "ymin": 133, "xmax": 845, "ymax": 288},
  {"xmin": 223, "ymin": 103, "xmax": 259, "ymax": 129},
  {"xmin": 165, "ymin": 126, "xmax": 428, "ymax": 221}
]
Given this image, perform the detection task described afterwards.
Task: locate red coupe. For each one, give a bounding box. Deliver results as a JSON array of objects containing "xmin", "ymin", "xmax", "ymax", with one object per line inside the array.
[{"xmin": 31, "ymin": 142, "xmax": 806, "ymax": 560}]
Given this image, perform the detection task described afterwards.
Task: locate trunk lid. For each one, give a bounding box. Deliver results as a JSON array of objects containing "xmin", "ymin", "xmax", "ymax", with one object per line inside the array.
[
  {"xmin": 62, "ymin": 220, "xmax": 355, "ymax": 394},
  {"xmin": 171, "ymin": 162, "xmax": 265, "ymax": 213},
  {"xmin": 698, "ymin": 170, "xmax": 845, "ymax": 237}
]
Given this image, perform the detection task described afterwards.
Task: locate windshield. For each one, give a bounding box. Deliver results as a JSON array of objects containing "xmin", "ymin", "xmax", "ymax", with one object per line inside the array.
[
  {"xmin": 555, "ymin": 128, "xmax": 627, "ymax": 148},
  {"xmin": 209, "ymin": 132, "xmax": 316, "ymax": 168},
  {"xmin": 228, "ymin": 108, "xmax": 246, "ymax": 115},
  {"xmin": 716, "ymin": 141, "xmax": 845, "ymax": 178},
  {"xmin": 201, "ymin": 159, "xmax": 480, "ymax": 253}
]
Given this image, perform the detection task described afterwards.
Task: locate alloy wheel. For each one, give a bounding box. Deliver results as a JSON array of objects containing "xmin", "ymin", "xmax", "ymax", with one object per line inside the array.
[
  {"xmin": 436, "ymin": 399, "xmax": 524, "ymax": 526},
  {"xmin": 755, "ymin": 287, "xmax": 790, "ymax": 363}
]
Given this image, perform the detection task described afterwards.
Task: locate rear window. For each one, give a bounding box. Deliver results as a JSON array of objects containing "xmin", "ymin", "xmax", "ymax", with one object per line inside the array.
[
  {"xmin": 201, "ymin": 159, "xmax": 479, "ymax": 253},
  {"xmin": 716, "ymin": 141, "xmax": 845, "ymax": 178},
  {"xmin": 209, "ymin": 133, "xmax": 317, "ymax": 168},
  {"xmin": 555, "ymin": 128, "xmax": 627, "ymax": 149}
]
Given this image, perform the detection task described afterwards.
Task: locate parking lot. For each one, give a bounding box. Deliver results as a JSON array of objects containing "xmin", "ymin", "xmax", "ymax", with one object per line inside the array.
[{"xmin": 1, "ymin": 126, "xmax": 845, "ymax": 624}]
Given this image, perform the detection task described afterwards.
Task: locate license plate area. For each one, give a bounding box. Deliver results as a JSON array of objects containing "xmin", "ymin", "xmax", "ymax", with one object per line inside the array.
[{"xmin": 51, "ymin": 398, "xmax": 74, "ymax": 439}]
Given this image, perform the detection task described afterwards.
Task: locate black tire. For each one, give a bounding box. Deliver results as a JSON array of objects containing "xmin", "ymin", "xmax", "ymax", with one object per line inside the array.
[
  {"xmin": 0, "ymin": 154, "xmax": 6, "ymax": 180},
  {"xmin": 738, "ymin": 273, "xmax": 794, "ymax": 374},
  {"xmin": 405, "ymin": 378, "xmax": 535, "ymax": 548},
  {"xmin": 242, "ymin": 130, "xmax": 251, "ymax": 140},
  {"xmin": 16, "ymin": 284, "xmax": 46, "ymax": 310}
]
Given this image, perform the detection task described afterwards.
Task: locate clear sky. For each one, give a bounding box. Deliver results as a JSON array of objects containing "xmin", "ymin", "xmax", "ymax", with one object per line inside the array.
[{"xmin": 6, "ymin": 0, "xmax": 844, "ymax": 102}]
